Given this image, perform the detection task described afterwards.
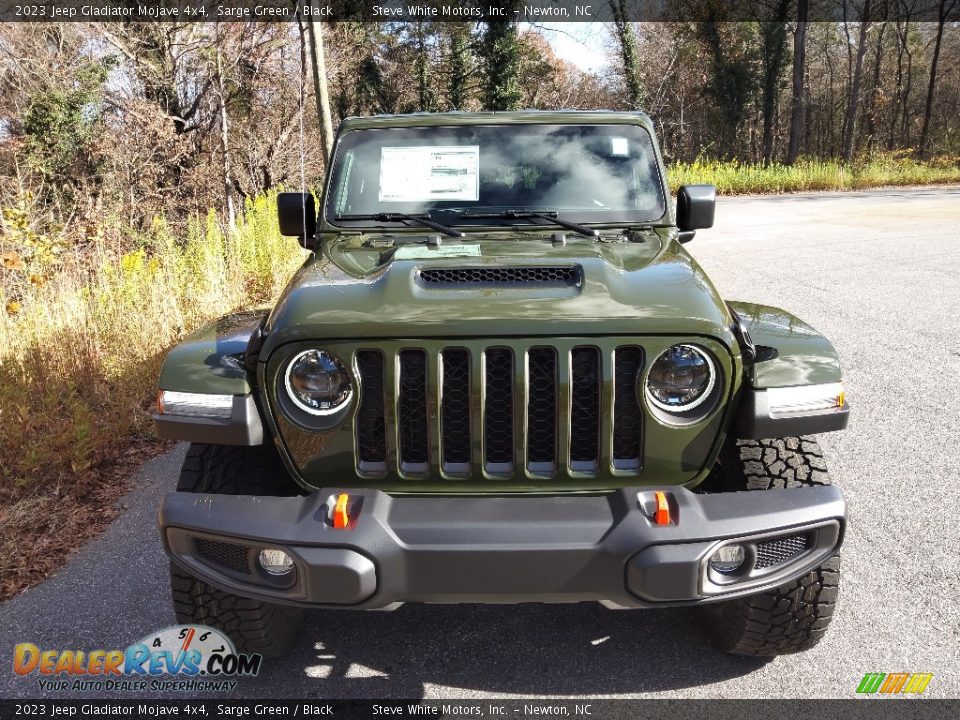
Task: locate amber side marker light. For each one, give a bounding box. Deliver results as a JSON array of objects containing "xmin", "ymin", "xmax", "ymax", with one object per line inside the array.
[
  {"xmin": 654, "ymin": 491, "xmax": 670, "ymax": 526},
  {"xmin": 333, "ymin": 493, "xmax": 350, "ymax": 529}
]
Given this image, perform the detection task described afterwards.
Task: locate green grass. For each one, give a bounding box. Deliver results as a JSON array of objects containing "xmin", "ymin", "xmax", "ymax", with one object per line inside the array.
[{"xmin": 668, "ymin": 154, "xmax": 960, "ymax": 194}]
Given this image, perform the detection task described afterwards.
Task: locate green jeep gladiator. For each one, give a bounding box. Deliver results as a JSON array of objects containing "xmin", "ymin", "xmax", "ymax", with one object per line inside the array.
[{"xmin": 155, "ymin": 111, "xmax": 849, "ymax": 657}]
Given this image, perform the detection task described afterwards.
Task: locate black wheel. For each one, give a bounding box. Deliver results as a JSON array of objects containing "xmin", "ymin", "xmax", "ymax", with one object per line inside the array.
[
  {"xmin": 169, "ymin": 443, "xmax": 304, "ymax": 657},
  {"xmin": 700, "ymin": 436, "xmax": 841, "ymax": 657}
]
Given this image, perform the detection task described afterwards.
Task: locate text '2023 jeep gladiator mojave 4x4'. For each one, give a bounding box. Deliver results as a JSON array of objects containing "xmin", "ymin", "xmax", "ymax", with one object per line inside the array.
[{"xmin": 155, "ymin": 111, "xmax": 849, "ymax": 658}]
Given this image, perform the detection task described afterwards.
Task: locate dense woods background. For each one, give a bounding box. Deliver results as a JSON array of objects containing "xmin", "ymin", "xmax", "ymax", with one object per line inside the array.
[
  {"xmin": 0, "ymin": 11, "xmax": 958, "ymax": 598},
  {"xmin": 2, "ymin": 13, "xmax": 959, "ymax": 244}
]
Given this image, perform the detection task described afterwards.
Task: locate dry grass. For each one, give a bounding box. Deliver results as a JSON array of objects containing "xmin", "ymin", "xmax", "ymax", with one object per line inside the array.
[
  {"xmin": 0, "ymin": 192, "xmax": 304, "ymax": 600},
  {"xmin": 668, "ymin": 153, "xmax": 960, "ymax": 194},
  {"xmin": 0, "ymin": 440, "xmax": 172, "ymax": 601}
]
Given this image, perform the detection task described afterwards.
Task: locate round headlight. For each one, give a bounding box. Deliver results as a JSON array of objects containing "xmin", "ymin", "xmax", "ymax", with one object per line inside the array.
[
  {"xmin": 645, "ymin": 344, "xmax": 715, "ymax": 412},
  {"xmin": 284, "ymin": 350, "xmax": 353, "ymax": 415}
]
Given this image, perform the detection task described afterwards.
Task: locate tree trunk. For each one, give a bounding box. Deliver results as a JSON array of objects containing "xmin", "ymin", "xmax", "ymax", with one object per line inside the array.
[
  {"xmin": 825, "ymin": 35, "xmax": 837, "ymax": 156},
  {"xmin": 864, "ymin": 20, "xmax": 886, "ymax": 149},
  {"xmin": 215, "ymin": 35, "xmax": 235, "ymax": 230},
  {"xmin": 787, "ymin": 0, "xmax": 809, "ymax": 165},
  {"xmin": 306, "ymin": 11, "xmax": 334, "ymax": 161},
  {"xmin": 610, "ymin": 0, "xmax": 644, "ymax": 110},
  {"xmin": 919, "ymin": 0, "xmax": 954, "ymax": 156},
  {"xmin": 841, "ymin": 0, "xmax": 871, "ymax": 162},
  {"xmin": 887, "ymin": 15, "xmax": 907, "ymax": 149},
  {"xmin": 480, "ymin": 8, "xmax": 523, "ymax": 111},
  {"xmin": 414, "ymin": 21, "xmax": 433, "ymax": 112},
  {"xmin": 760, "ymin": 1, "xmax": 791, "ymax": 165},
  {"xmin": 698, "ymin": 21, "xmax": 754, "ymax": 160},
  {"xmin": 447, "ymin": 25, "xmax": 470, "ymax": 110},
  {"xmin": 900, "ymin": 17, "xmax": 914, "ymax": 147}
]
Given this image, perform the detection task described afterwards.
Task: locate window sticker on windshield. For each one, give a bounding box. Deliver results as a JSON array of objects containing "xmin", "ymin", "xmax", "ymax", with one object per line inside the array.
[
  {"xmin": 610, "ymin": 137, "xmax": 630, "ymax": 157},
  {"xmin": 394, "ymin": 244, "xmax": 482, "ymax": 260},
  {"xmin": 379, "ymin": 146, "xmax": 479, "ymax": 202}
]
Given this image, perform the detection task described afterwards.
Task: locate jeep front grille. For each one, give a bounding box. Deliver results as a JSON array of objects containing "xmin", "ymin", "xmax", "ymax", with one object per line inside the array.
[
  {"xmin": 526, "ymin": 348, "xmax": 558, "ymax": 471},
  {"xmin": 570, "ymin": 347, "xmax": 601, "ymax": 469},
  {"xmin": 355, "ymin": 351, "xmax": 387, "ymax": 470},
  {"xmin": 398, "ymin": 349, "xmax": 430, "ymax": 471},
  {"xmin": 612, "ymin": 347, "xmax": 644, "ymax": 470},
  {"xmin": 353, "ymin": 343, "xmax": 645, "ymax": 479},
  {"xmin": 440, "ymin": 349, "xmax": 472, "ymax": 469}
]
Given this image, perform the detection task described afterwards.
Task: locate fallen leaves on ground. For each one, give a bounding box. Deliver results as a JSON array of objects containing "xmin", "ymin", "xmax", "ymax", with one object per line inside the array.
[{"xmin": 0, "ymin": 438, "xmax": 173, "ymax": 602}]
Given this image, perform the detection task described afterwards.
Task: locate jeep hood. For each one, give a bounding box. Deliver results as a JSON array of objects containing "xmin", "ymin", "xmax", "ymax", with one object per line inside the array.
[{"xmin": 262, "ymin": 233, "xmax": 735, "ymax": 353}]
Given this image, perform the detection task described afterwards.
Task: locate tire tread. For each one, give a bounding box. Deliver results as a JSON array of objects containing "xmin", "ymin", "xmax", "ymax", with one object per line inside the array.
[
  {"xmin": 169, "ymin": 443, "xmax": 303, "ymax": 657},
  {"xmin": 703, "ymin": 435, "xmax": 841, "ymax": 657}
]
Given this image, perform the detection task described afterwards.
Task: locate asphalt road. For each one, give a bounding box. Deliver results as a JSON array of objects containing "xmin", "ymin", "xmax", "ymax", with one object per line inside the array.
[{"xmin": 2, "ymin": 187, "xmax": 959, "ymax": 700}]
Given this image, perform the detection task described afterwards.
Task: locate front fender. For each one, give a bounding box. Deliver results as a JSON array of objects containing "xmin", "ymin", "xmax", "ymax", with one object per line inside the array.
[
  {"xmin": 729, "ymin": 301, "xmax": 843, "ymax": 388},
  {"xmin": 159, "ymin": 309, "xmax": 268, "ymax": 395},
  {"xmin": 155, "ymin": 309, "xmax": 269, "ymax": 445},
  {"xmin": 728, "ymin": 302, "xmax": 849, "ymax": 438}
]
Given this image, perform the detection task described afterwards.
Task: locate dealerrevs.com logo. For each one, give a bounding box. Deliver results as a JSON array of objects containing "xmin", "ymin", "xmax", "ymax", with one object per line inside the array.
[{"xmin": 13, "ymin": 625, "xmax": 261, "ymax": 692}]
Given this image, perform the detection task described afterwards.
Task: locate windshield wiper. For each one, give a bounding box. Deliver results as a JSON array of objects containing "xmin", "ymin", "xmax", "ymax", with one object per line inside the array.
[
  {"xmin": 461, "ymin": 210, "xmax": 599, "ymax": 238},
  {"xmin": 335, "ymin": 212, "xmax": 464, "ymax": 238}
]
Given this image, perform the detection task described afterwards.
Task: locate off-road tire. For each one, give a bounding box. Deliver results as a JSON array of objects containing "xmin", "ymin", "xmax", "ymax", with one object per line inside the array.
[
  {"xmin": 169, "ymin": 443, "xmax": 304, "ymax": 657},
  {"xmin": 701, "ymin": 436, "xmax": 841, "ymax": 657},
  {"xmin": 175, "ymin": 443, "xmax": 300, "ymax": 496}
]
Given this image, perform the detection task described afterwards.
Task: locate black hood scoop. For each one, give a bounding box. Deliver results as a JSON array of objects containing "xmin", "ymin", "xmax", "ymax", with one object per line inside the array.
[{"xmin": 417, "ymin": 265, "xmax": 582, "ymax": 287}]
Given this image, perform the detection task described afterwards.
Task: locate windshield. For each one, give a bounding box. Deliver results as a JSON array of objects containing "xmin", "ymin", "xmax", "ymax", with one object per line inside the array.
[{"xmin": 325, "ymin": 123, "xmax": 666, "ymax": 229}]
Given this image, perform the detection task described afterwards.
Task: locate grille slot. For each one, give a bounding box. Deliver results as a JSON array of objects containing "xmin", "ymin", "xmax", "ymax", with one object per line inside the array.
[
  {"xmin": 755, "ymin": 534, "xmax": 812, "ymax": 569},
  {"xmin": 355, "ymin": 351, "xmax": 387, "ymax": 470},
  {"xmin": 398, "ymin": 349, "xmax": 429, "ymax": 471},
  {"xmin": 441, "ymin": 349, "xmax": 472, "ymax": 471},
  {"xmin": 484, "ymin": 348, "xmax": 515, "ymax": 471},
  {"xmin": 194, "ymin": 538, "xmax": 250, "ymax": 575},
  {"xmin": 419, "ymin": 266, "xmax": 581, "ymax": 287},
  {"xmin": 612, "ymin": 347, "xmax": 643, "ymax": 470},
  {"xmin": 526, "ymin": 348, "xmax": 558, "ymax": 471},
  {"xmin": 569, "ymin": 347, "xmax": 601, "ymax": 469}
]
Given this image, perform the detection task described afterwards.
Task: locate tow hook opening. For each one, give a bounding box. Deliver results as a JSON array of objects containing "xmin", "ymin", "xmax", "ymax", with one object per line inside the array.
[{"xmin": 325, "ymin": 492, "xmax": 362, "ymax": 529}]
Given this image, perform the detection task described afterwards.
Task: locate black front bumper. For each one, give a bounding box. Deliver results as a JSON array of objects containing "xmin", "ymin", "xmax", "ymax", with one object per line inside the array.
[{"xmin": 159, "ymin": 486, "xmax": 845, "ymax": 609}]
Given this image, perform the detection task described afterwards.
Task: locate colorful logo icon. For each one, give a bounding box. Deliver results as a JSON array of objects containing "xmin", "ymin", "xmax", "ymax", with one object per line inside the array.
[
  {"xmin": 13, "ymin": 625, "xmax": 261, "ymax": 683},
  {"xmin": 856, "ymin": 672, "xmax": 933, "ymax": 695}
]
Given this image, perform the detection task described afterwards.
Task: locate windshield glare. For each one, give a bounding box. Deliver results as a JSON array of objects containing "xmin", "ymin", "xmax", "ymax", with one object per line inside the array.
[{"xmin": 326, "ymin": 124, "xmax": 666, "ymax": 228}]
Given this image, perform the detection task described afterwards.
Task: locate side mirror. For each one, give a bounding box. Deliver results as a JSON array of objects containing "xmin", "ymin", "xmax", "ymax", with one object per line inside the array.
[
  {"xmin": 277, "ymin": 192, "xmax": 316, "ymax": 240},
  {"xmin": 676, "ymin": 184, "xmax": 716, "ymax": 243}
]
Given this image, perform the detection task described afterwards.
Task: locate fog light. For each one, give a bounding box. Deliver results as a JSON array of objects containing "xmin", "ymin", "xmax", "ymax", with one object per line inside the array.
[
  {"xmin": 709, "ymin": 544, "xmax": 746, "ymax": 574},
  {"xmin": 258, "ymin": 548, "xmax": 294, "ymax": 576}
]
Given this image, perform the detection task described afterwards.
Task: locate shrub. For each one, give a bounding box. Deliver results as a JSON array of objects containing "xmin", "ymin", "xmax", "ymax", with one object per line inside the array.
[{"xmin": 0, "ymin": 191, "xmax": 304, "ymax": 499}]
